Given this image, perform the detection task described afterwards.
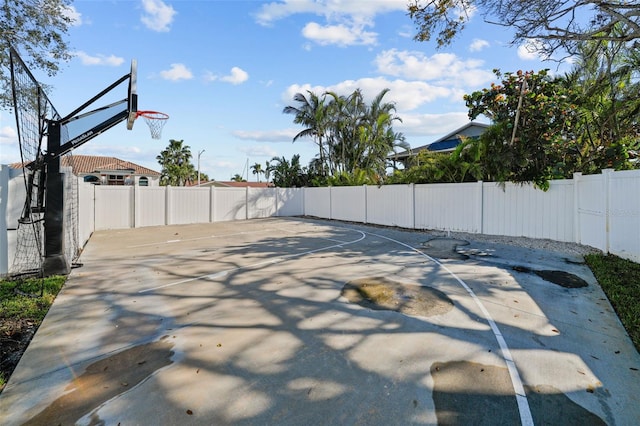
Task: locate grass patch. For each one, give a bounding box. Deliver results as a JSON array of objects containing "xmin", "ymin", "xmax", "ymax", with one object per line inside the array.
[
  {"xmin": 0, "ymin": 275, "xmax": 66, "ymax": 391},
  {"xmin": 585, "ymin": 254, "xmax": 640, "ymax": 352},
  {"xmin": 0, "ymin": 276, "xmax": 66, "ymax": 321}
]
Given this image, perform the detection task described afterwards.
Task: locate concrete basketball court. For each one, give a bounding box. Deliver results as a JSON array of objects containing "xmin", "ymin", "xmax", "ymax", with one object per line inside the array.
[{"xmin": 1, "ymin": 217, "xmax": 639, "ymax": 425}]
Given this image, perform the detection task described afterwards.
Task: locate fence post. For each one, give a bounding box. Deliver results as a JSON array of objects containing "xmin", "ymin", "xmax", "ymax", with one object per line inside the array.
[
  {"xmin": 603, "ymin": 169, "xmax": 613, "ymax": 254},
  {"xmin": 410, "ymin": 183, "xmax": 416, "ymax": 229},
  {"xmin": 363, "ymin": 185, "xmax": 368, "ymax": 224},
  {"xmin": 165, "ymin": 185, "xmax": 172, "ymax": 225},
  {"xmin": 573, "ymin": 172, "xmax": 582, "ymax": 244},
  {"xmin": 0, "ymin": 165, "xmax": 9, "ymax": 275},
  {"xmin": 209, "ymin": 185, "xmax": 216, "ymax": 223},
  {"xmin": 329, "ymin": 186, "xmax": 333, "ymax": 220},
  {"xmin": 133, "ymin": 184, "xmax": 139, "ymax": 228},
  {"xmin": 476, "ymin": 181, "xmax": 484, "ymax": 234}
]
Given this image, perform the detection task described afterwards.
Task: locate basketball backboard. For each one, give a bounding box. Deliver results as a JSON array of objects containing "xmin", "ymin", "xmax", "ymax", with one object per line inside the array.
[{"xmin": 127, "ymin": 59, "xmax": 138, "ymax": 130}]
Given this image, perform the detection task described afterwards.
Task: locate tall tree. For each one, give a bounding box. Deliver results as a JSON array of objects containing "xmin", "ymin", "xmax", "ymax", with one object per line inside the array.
[
  {"xmin": 250, "ymin": 162, "xmax": 264, "ymax": 182},
  {"xmin": 359, "ymin": 88, "xmax": 408, "ymax": 178},
  {"xmin": 1, "ymin": 0, "xmax": 75, "ymax": 107},
  {"xmin": 268, "ymin": 155, "xmax": 308, "ymax": 187},
  {"xmin": 561, "ymin": 34, "xmax": 640, "ymax": 173},
  {"xmin": 408, "ymin": 1, "xmax": 640, "ymax": 58},
  {"xmin": 325, "ymin": 89, "xmax": 366, "ymax": 175},
  {"xmin": 156, "ymin": 139, "xmax": 194, "ymax": 186},
  {"xmin": 464, "ymin": 69, "xmax": 580, "ymax": 189},
  {"xmin": 283, "ymin": 91, "xmax": 330, "ymax": 176},
  {"xmin": 263, "ymin": 160, "xmax": 271, "ymax": 183},
  {"xmin": 325, "ymin": 88, "xmax": 407, "ymax": 180}
]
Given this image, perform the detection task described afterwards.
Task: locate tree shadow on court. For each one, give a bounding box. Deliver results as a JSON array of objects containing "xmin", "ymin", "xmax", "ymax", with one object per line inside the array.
[{"xmin": 5, "ymin": 218, "xmax": 627, "ymax": 425}]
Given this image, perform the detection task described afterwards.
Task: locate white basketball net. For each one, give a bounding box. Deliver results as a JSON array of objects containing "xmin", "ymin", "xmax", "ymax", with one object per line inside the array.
[{"xmin": 139, "ymin": 111, "xmax": 169, "ymax": 140}]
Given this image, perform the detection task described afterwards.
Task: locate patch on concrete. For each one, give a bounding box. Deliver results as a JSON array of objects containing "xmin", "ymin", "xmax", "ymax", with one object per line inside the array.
[
  {"xmin": 24, "ymin": 337, "xmax": 175, "ymax": 425},
  {"xmin": 341, "ymin": 276, "xmax": 454, "ymax": 317},
  {"xmin": 421, "ymin": 238, "xmax": 470, "ymax": 260},
  {"xmin": 431, "ymin": 361, "xmax": 607, "ymax": 425},
  {"xmin": 526, "ymin": 384, "xmax": 606, "ymax": 425},
  {"xmin": 431, "ymin": 361, "xmax": 521, "ymax": 425},
  {"xmin": 513, "ymin": 266, "xmax": 588, "ymax": 288}
]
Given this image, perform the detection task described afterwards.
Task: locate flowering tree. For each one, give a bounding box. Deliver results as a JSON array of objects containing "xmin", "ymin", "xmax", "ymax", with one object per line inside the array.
[
  {"xmin": 464, "ymin": 68, "xmax": 636, "ymax": 189},
  {"xmin": 464, "ymin": 69, "xmax": 580, "ymax": 189}
]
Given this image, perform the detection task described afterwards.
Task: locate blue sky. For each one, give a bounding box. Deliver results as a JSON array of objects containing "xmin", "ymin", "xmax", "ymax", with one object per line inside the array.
[{"xmin": 1, "ymin": 0, "xmax": 565, "ymax": 181}]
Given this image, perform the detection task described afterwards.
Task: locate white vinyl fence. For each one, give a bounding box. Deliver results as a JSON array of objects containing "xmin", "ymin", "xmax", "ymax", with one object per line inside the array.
[{"xmin": 2, "ymin": 166, "xmax": 640, "ymax": 276}]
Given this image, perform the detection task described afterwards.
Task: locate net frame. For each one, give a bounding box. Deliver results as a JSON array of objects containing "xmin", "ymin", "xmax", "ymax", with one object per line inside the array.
[{"xmin": 137, "ymin": 110, "xmax": 169, "ymax": 139}]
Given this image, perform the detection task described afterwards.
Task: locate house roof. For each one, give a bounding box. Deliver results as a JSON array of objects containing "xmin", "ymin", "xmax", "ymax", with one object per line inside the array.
[
  {"xmin": 392, "ymin": 122, "xmax": 490, "ymax": 160},
  {"xmin": 9, "ymin": 154, "xmax": 160, "ymax": 176},
  {"xmin": 64, "ymin": 155, "xmax": 160, "ymax": 176}
]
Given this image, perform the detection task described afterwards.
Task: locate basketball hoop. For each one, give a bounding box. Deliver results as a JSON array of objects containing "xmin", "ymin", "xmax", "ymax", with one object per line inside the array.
[{"xmin": 137, "ymin": 110, "xmax": 169, "ymax": 140}]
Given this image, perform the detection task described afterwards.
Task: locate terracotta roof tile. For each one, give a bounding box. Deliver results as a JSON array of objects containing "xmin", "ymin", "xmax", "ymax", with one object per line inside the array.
[
  {"xmin": 62, "ymin": 155, "xmax": 160, "ymax": 176},
  {"xmin": 9, "ymin": 154, "xmax": 160, "ymax": 176}
]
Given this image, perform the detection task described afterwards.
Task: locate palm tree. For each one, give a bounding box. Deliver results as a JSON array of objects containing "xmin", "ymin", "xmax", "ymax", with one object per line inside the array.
[
  {"xmin": 263, "ymin": 161, "xmax": 271, "ymax": 183},
  {"xmin": 283, "ymin": 88, "xmax": 406, "ymax": 182},
  {"xmin": 283, "ymin": 91, "xmax": 330, "ymax": 176},
  {"xmin": 156, "ymin": 139, "xmax": 193, "ymax": 186},
  {"xmin": 230, "ymin": 174, "xmax": 246, "ymax": 182},
  {"xmin": 269, "ymin": 155, "xmax": 307, "ymax": 187},
  {"xmin": 250, "ymin": 162, "xmax": 264, "ymax": 182},
  {"xmin": 561, "ymin": 33, "xmax": 640, "ymax": 173},
  {"xmin": 360, "ymin": 89, "xmax": 405, "ymax": 179},
  {"xmin": 327, "ymin": 88, "xmax": 405, "ymax": 180},
  {"xmin": 325, "ymin": 89, "xmax": 366, "ymax": 174}
]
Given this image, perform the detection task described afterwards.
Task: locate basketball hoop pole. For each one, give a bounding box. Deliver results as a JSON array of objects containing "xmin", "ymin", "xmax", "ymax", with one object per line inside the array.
[{"xmin": 42, "ymin": 120, "xmax": 71, "ymax": 276}]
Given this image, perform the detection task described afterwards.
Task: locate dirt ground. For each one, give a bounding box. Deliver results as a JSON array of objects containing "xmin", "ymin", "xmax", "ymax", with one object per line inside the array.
[{"xmin": 0, "ymin": 318, "xmax": 37, "ymax": 393}]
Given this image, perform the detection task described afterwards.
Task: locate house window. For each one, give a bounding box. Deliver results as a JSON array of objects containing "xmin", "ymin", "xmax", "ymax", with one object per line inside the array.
[
  {"xmin": 139, "ymin": 176, "xmax": 149, "ymax": 186},
  {"xmin": 84, "ymin": 175, "xmax": 100, "ymax": 184},
  {"xmin": 107, "ymin": 174, "xmax": 125, "ymax": 185}
]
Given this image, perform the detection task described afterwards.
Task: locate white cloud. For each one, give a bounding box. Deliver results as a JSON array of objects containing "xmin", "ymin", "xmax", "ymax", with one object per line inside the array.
[
  {"xmin": 213, "ymin": 160, "xmax": 236, "ymax": 169},
  {"xmin": 255, "ymin": 0, "xmax": 405, "ymax": 46},
  {"xmin": 255, "ymin": 0, "xmax": 407, "ymax": 25},
  {"xmin": 517, "ymin": 40, "xmax": 547, "ymax": 61},
  {"xmin": 233, "ymin": 129, "xmax": 298, "ymax": 142},
  {"xmin": 160, "ymin": 63, "xmax": 193, "ymax": 81},
  {"xmin": 469, "ymin": 38, "xmax": 489, "ymax": 52},
  {"xmin": 397, "ymin": 25, "xmax": 413, "ymax": 38},
  {"xmin": 0, "ymin": 124, "xmax": 18, "ymax": 146},
  {"xmin": 75, "ymin": 51, "xmax": 125, "ymax": 66},
  {"xmin": 0, "ymin": 113, "xmax": 18, "ymax": 164},
  {"xmin": 302, "ymin": 21, "xmax": 377, "ymax": 46},
  {"xmin": 63, "ymin": 5, "xmax": 83, "ymax": 26},
  {"xmin": 206, "ymin": 67, "xmax": 250, "ymax": 85},
  {"xmin": 221, "ymin": 67, "xmax": 249, "ymax": 85},
  {"xmin": 283, "ymin": 77, "xmax": 454, "ymax": 112},
  {"xmin": 374, "ymin": 49, "xmax": 494, "ymax": 88},
  {"xmin": 141, "ymin": 0, "xmax": 176, "ymax": 32},
  {"xmin": 395, "ymin": 112, "xmax": 473, "ymax": 137},
  {"xmin": 239, "ymin": 145, "xmax": 279, "ymax": 158}
]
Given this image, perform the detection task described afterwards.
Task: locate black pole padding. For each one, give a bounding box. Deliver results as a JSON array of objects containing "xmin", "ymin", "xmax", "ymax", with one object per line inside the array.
[{"xmin": 43, "ymin": 121, "xmax": 70, "ymax": 276}]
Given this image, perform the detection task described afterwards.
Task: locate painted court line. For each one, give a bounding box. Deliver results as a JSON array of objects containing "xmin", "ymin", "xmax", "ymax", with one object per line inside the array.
[
  {"xmin": 365, "ymin": 230, "xmax": 534, "ymax": 426},
  {"xmin": 137, "ymin": 222, "xmax": 533, "ymax": 425}
]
